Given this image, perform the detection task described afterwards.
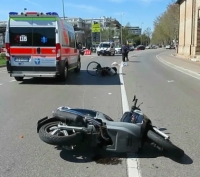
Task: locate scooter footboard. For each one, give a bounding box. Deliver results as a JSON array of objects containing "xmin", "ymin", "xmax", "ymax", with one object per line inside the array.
[{"xmin": 105, "ymin": 124, "xmax": 142, "ymax": 153}]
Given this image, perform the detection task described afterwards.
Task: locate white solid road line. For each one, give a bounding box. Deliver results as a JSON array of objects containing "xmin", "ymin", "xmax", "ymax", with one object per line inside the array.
[
  {"xmin": 156, "ymin": 54, "xmax": 200, "ymax": 81},
  {"xmin": 119, "ymin": 63, "xmax": 141, "ymax": 177}
]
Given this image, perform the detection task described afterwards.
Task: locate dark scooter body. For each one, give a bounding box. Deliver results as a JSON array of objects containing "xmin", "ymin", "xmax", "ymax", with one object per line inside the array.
[{"xmin": 37, "ymin": 96, "xmax": 184, "ymax": 158}]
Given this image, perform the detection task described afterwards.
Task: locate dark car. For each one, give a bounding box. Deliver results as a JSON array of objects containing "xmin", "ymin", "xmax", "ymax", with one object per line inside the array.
[{"xmin": 135, "ymin": 45, "xmax": 145, "ymax": 50}]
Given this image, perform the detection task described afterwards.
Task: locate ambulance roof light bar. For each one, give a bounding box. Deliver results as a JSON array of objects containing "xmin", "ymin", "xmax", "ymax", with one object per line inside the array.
[
  {"xmin": 9, "ymin": 12, "xmax": 18, "ymax": 15},
  {"xmin": 9, "ymin": 11, "xmax": 59, "ymax": 16},
  {"xmin": 46, "ymin": 12, "xmax": 58, "ymax": 15},
  {"xmin": 25, "ymin": 12, "xmax": 38, "ymax": 15}
]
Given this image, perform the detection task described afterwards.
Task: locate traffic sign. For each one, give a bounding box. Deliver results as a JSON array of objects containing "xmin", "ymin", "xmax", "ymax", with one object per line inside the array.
[{"xmin": 92, "ymin": 21, "xmax": 101, "ymax": 33}]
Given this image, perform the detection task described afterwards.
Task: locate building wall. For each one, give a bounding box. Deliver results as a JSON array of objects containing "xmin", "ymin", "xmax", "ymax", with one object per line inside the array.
[
  {"xmin": 195, "ymin": 1, "xmax": 200, "ymax": 55},
  {"xmin": 178, "ymin": 0, "xmax": 185, "ymax": 54},
  {"xmin": 178, "ymin": 0, "xmax": 200, "ymax": 58}
]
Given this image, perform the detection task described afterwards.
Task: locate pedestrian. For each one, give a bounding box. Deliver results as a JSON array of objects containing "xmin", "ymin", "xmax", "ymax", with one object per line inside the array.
[
  {"xmin": 125, "ymin": 44, "xmax": 129, "ymax": 61},
  {"xmin": 121, "ymin": 42, "xmax": 128, "ymax": 63}
]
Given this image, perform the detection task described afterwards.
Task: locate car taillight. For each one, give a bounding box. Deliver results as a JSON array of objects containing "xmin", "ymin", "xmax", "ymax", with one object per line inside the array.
[
  {"xmin": 5, "ymin": 43, "xmax": 10, "ymax": 60},
  {"xmin": 56, "ymin": 43, "xmax": 61, "ymax": 60}
]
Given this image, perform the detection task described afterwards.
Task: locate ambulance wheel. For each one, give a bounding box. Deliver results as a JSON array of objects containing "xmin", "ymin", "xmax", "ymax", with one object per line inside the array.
[
  {"xmin": 14, "ymin": 77, "xmax": 24, "ymax": 81},
  {"xmin": 59, "ymin": 65, "xmax": 68, "ymax": 81},
  {"xmin": 74, "ymin": 60, "xmax": 81, "ymax": 73}
]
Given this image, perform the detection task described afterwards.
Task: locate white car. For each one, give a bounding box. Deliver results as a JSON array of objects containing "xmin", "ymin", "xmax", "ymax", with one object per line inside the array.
[
  {"xmin": 165, "ymin": 45, "xmax": 171, "ymax": 49},
  {"xmin": 115, "ymin": 46, "xmax": 122, "ymax": 54},
  {"xmin": 96, "ymin": 42, "xmax": 115, "ymax": 56}
]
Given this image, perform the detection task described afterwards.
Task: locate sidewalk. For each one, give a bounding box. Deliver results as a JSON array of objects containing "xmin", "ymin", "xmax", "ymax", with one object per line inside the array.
[{"xmin": 158, "ymin": 52, "xmax": 200, "ymax": 74}]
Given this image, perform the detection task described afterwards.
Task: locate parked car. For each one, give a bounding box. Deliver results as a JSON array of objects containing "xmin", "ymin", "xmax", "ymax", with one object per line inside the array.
[
  {"xmin": 129, "ymin": 46, "xmax": 135, "ymax": 51},
  {"xmin": 135, "ymin": 45, "xmax": 145, "ymax": 50},
  {"xmin": 165, "ymin": 45, "xmax": 171, "ymax": 49},
  {"xmin": 115, "ymin": 45, "xmax": 122, "ymax": 54}
]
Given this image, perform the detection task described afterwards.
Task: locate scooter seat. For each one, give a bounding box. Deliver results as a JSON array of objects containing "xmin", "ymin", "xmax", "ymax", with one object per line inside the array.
[{"xmin": 53, "ymin": 109, "xmax": 84, "ymax": 123}]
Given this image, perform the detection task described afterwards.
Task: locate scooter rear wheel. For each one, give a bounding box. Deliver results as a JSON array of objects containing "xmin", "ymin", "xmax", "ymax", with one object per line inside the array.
[
  {"xmin": 147, "ymin": 130, "xmax": 184, "ymax": 158},
  {"xmin": 39, "ymin": 121, "xmax": 83, "ymax": 146},
  {"xmin": 87, "ymin": 61, "xmax": 102, "ymax": 76}
]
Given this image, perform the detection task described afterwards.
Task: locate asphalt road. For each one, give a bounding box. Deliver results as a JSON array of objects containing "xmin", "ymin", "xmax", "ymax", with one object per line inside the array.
[
  {"xmin": 123, "ymin": 49, "xmax": 199, "ymax": 177},
  {"xmin": 0, "ymin": 53, "xmax": 127, "ymax": 177},
  {"xmin": 0, "ymin": 49, "xmax": 199, "ymax": 177}
]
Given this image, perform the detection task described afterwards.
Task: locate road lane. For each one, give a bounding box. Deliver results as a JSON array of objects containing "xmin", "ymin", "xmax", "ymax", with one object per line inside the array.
[
  {"xmin": 0, "ymin": 54, "xmax": 128, "ymax": 177},
  {"xmin": 0, "ymin": 67, "xmax": 13, "ymax": 84},
  {"xmin": 123, "ymin": 49, "xmax": 199, "ymax": 177},
  {"xmin": 2, "ymin": 49, "xmax": 194, "ymax": 177}
]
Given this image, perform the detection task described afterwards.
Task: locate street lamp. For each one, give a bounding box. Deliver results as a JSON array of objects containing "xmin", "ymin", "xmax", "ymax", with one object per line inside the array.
[
  {"xmin": 62, "ymin": 0, "xmax": 65, "ymax": 19},
  {"xmin": 141, "ymin": 22, "xmax": 143, "ymax": 45},
  {"xmin": 120, "ymin": 13, "xmax": 124, "ymax": 45}
]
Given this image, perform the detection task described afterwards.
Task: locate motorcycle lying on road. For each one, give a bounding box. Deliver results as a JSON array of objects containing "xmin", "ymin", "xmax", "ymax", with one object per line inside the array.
[{"xmin": 37, "ymin": 95, "xmax": 184, "ymax": 158}]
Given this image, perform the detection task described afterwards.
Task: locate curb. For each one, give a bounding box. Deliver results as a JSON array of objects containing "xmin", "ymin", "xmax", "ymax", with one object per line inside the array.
[
  {"xmin": 172, "ymin": 53, "xmax": 200, "ymax": 62},
  {"xmin": 0, "ymin": 65, "xmax": 6, "ymax": 68},
  {"xmin": 156, "ymin": 54, "xmax": 200, "ymax": 80}
]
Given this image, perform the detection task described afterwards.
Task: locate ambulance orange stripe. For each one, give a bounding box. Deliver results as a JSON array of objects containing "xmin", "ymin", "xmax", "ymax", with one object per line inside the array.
[
  {"xmin": 10, "ymin": 48, "xmax": 32, "ymax": 54},
  {"xmin": 32, "ymin": 48, "xmax": 56, "ymax": 55},
  {"xmin": 32, "ymin": 56, "xmax": 55, "ymax": 58}
]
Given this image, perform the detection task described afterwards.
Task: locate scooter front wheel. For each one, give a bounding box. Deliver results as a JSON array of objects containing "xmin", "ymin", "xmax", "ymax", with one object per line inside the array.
[
  {"xmin": 38, "ymin": 121, "xmax": 83, "ymax": 146},
  {"xmin": 147, "ymin": 130, "xmax": 184, "ymax": 158},
  {"xmin": 87, "ymin": 61, "xmax": 102, "ymax": 76}
]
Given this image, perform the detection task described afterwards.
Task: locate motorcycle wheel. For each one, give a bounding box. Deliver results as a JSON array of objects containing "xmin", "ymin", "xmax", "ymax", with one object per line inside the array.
[
  {"xmin": 147, "ymin": 130, "xmax": 184, "ymax": 158},
  {"xmin": 87, "ymin": 61, "xmax": 102, "ymax": 76},
  {"xmin": 39, "ymin": 121, "xmax": 83, "ymax": 146}
]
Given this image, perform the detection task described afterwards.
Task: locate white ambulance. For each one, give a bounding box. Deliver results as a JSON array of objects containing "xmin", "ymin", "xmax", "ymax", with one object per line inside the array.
[{"xmin": 5, "ymin": 11, "xmax": 81, "ymax": 81}]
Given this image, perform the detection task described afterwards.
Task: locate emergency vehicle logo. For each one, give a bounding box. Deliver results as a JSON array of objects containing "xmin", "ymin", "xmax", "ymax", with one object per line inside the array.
[
  {"xmin": 35, "ymin": 59, "xmax": 40, "ymax": 65},
  {"xmin": 41, "ymin": 37, "xmax": 47, "ymax": 44},
  {"xmin": 15, "ymin": 35, "xmax": 27, "ymax": 42}
]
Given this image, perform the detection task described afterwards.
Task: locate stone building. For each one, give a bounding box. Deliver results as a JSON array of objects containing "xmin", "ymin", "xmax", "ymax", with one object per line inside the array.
[{"xmin": 177, "ymin": 0, "xmax": 200, "ymax": 59}]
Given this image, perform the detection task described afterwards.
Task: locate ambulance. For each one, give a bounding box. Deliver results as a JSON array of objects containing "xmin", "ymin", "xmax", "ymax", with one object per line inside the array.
[{"xmin": 5, "ymin": 11, "xmax": 81, "ymax": 81}]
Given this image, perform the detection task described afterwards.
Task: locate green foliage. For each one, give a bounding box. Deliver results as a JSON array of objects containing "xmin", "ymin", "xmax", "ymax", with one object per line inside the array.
[
  {"xmin": 151, "ymin": 2, "xmax": 180, "ymax": 45},
  {"xmin": 0, "ymin": 53, "xmax": 6, "ymax": 66}
]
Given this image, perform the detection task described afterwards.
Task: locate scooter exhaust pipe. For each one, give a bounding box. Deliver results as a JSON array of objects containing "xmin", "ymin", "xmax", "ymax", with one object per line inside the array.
[{"xmin": 153, "ymin": 127, "xmax": 170, "ymax": 140}]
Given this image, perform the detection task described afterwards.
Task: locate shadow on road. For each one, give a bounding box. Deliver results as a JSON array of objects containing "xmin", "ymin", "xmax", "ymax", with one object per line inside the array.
[
  {"xmin": 55, "ymin": 143, "xmax": 193, "ymax": 165},
  {"xmin": 19, "ymin": 70, "xmax": 123, "ymax": 85},
  {"xmin": 137, "ymin": 144, "xmax": 193, "ymax": 165}
]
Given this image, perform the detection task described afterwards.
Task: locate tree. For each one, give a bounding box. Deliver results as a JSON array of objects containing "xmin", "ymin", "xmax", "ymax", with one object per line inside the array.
[
  {"xmin": 143, "ymin": 27, "xmax": 152, "ymax": 45},
  {"xmin": 151, "ymin": 2, "xmax": 179, "ymax": 45}
]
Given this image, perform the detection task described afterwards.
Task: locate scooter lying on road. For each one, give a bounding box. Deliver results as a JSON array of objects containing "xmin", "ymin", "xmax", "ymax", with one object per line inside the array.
[{"xmin": 37, "ymin": 95, "xmax": 184, "ymax": 158}]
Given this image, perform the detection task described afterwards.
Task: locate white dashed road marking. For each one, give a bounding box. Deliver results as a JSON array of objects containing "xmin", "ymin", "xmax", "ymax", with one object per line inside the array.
[{"xmin": 119, "ymin": 62, "xmax": 141, "ymax": 177}]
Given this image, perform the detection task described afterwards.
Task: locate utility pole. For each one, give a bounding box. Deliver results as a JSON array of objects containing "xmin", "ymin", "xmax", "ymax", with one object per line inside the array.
[
  {"xmin": 62, "ymin": 0, "xmax": 65, "ymax": 19},
  {"xmin": 121, "ymin": 13, "xmax": 124, "ymax": 45},
  {"xmin": 141, "ymin": 22, "xmax": 143, "ymax": 45}
]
